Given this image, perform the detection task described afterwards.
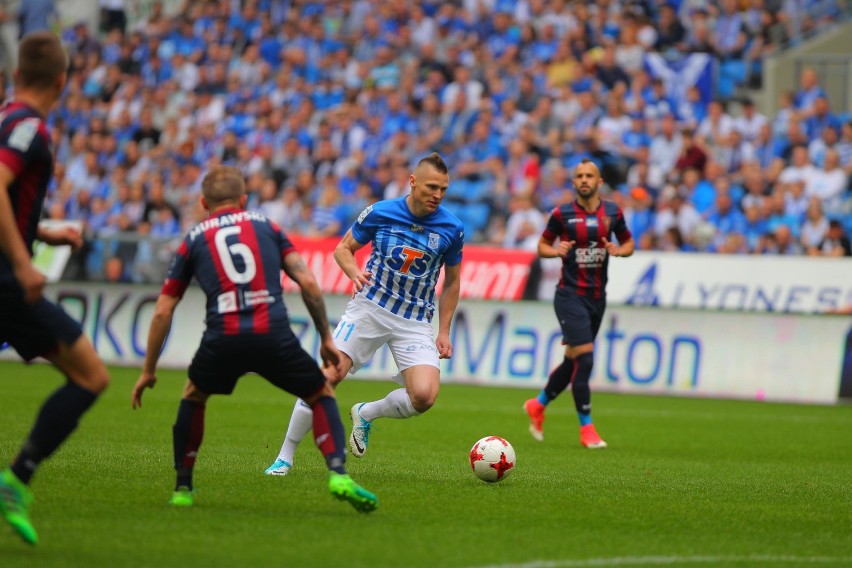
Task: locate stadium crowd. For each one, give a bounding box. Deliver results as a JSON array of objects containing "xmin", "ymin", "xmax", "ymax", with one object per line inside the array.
[{"xmin": 6, "ymin": 0, "xmax": 852, "ymax": 282}]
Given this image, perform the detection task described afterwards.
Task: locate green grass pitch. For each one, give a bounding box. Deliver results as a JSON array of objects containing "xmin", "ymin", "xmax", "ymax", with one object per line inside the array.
[{"xmin": 1, "ymin": 361, "xmax": 851, "ymax": 567}]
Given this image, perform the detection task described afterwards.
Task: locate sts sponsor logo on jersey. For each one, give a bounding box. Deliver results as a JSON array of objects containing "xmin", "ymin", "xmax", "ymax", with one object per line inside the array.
[{"xmin": 386, "ymin": 245, "xmax": 430, "ymax": 276}]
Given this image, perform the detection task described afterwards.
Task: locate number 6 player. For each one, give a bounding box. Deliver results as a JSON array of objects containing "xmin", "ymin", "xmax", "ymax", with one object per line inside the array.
[{"xmin": 131, "ymin": 165, "xmax": 377, "ymax": 512}]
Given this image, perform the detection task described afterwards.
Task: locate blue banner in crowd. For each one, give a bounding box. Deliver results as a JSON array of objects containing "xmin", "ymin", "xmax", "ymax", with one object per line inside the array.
[{"xmin": 644, "ymin": 53, "xmax": 715, "ymax": 109}]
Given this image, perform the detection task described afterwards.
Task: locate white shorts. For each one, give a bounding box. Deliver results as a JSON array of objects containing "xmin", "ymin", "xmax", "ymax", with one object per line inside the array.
[{"xmin": 333, "ymin": 296, "xmax": 439, "ymax": 375}]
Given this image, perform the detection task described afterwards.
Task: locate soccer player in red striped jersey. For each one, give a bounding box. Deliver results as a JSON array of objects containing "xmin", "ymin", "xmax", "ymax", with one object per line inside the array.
[
  {"xmin": 131, "ymin": 166, "xmax": 377, "ymax": 512},
  {"xmin": 0, "ymin": 32, "xmax": 111, "ymax": 546},
  {"xmin": 524, "ymin": 159, "xmax": 634, "ymax": 448}
]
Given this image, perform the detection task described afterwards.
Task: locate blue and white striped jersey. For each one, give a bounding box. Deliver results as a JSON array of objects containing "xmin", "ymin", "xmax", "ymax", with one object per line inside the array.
[{"xmin": 351, "ymin": 197, "xmax": 464, "ymax": 322}]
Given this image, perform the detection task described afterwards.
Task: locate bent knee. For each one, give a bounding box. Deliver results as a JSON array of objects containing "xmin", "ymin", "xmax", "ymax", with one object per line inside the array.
[
  {"xmin": 87, "ymin": 370, "xmax": 111, "ymax": 394},
  {"xmin": 409, "ymin": 390, "xmax": 437, "ymax": 413},
  {"xmin": 70, "ymin": 366, "xmax": 110, "ymax": 394}
]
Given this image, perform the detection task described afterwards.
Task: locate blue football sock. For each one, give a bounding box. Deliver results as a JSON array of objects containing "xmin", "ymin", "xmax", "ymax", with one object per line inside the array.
[
  {"xmin": 536, "ymin": 390, "xmax": 553, "ymax": 406},
  {"xmin": 578, "ymin": 412, "xmax": 593, "ymax": 426}
]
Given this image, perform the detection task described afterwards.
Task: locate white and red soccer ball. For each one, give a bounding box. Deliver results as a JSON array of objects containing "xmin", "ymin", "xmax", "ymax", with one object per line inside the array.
[{"xmin": 469, "ymin": 436, "xmax": 516, "ymax": 482}]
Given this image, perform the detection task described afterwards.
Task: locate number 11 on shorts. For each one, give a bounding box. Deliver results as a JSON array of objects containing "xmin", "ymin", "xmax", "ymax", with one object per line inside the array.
[{"xmin": 334, "ymin": 319, "xmax": 355, "ymax": 342}]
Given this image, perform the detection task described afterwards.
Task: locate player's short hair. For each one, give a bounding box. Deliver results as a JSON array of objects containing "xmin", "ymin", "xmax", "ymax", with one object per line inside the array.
[
  {"xmin": 577, "ymin": 158, "xmax": 601, "ymax": 174},
  {"xmin": 416, "ymin": 152, "xmax": 448, "ymax": 174},
  {"xmin": 201, "ymin": 166, "xmax": 246, "ymax": 206},
  {"xmin": 17, "ymin": 32, "xmax": 68, "ymax": 89}
]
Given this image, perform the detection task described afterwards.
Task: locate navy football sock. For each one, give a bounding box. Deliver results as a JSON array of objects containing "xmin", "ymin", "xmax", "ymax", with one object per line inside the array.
[
  {"xmin": 11, "ymin": 382, "xmax": 98, "ymax": 484},
  {"xmin": 310, "ymin": 396, "xmax": 346, "ymax": 474},
  {"xmin": 539, "ymin": 357, "xmax": 575, "ymax": 405},
  {"xmin": 173, "ymin": 399, "xmax": 205, "ymax": 491},
  {"xmin": 571, "ymin": 352, "xmax": 595, "ymax": 419}
]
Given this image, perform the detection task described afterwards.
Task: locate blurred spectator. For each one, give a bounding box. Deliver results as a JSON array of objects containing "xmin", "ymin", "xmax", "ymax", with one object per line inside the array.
[
  {"xmin": 623, "ymin": 186, "xmax": 655, "ymax": 247},
  {"xmin": 17, "ymin": 0, "xmax": 57, "ymax": 39},
  {"xmin": 784, "ymin": 180, "xmax": 809, "ymax": 222},
  {"xmin": 677, "ymin": 85, "xmax": 708, "ymax": 129},
  {"xmin": 595, "ymin": 45, "xmax": 630, "ymax": 91},
  {"xmin": 654, "ymin": 191, "xmax": 702, "ymax": 246},
  {"xmin": 696, "ymin": 99, "xmax": 734, "ymax": 152},
  {"xmin": 801, "ymin": 197, "xmax": 831, "ymax": 251},
  {"xmin": 732, "ymin": 98, "xmax": 768, "ymax": 144},
  {"xmin": 104, "ymin": 255, "xmax": 131, "ymax": 283},
  {"xmin": 744, "ymin": 8, "xmax": 787, "ymax": 88},
  {"xmin": 309, "ymin": 182, "xmax": 346, "ymax": 238},
  {"xmin": 99, "ymin": 0, "xmax": 127, "ymax": 35},
  {"xmin": 838, "ymin": 121, "xmax": 852, "ymax": 171},
  {"xmin": 503, "ymin": 139, "xmax": 540, "ymax": 199},
  {"xmin": 442, "ymin": 65, "xmax": 484, "ymax": 113},
  {"xmin": 503, "ymin": 195, "xmax": 546, "ymax": 250},
  {"xmin": 660, "ymin": 226, "xmax": 690, "ymax": 252},
  {"xmin": 626, "ymin": 157, "xmax": 663, "ymax": 202},
  {"xmin": 768, "ymin": 224, "xmax": 804, "ymax": 255},
  {"xmin": 778, "ymin": 146, "xmax": 818, "ymax": 186},
  {"xmin": 674, "ymin": 129, "xmax": 709, "ymax": 176},
  {"xmin": 807, "ymin": 149, "xmax": 848, "ymax": 215},
  {"xmin": 804, "ymin": 96, "xmax": 841, "ymax": 141},
  {"xmin": 816, "ymin": 220, "xmax": 852, "ymax": 257},
  {"xmin": 655, "ymin": 3, "xmax": 686, "ymax": 53},
  {"xmin": 764, "ymin": 189, "xmax": 801, "ymax": 238},
  {"xmin": 649, "ymin": 115, "xmax": 682, "ymax": 175},
  {"xmin": 793, "ymin": 67, "xmax": 828, "ymax": 118},
  {"xmin": 713, "ymin": 0, "xmax": 748, "ymax": 62},
  {"xmin": 715, "ymin": 231, "xmax": 749, "ymax": 254},
  {"xmin": 808, "ymin": 125, "xmax": 838, "ymax": 168}
]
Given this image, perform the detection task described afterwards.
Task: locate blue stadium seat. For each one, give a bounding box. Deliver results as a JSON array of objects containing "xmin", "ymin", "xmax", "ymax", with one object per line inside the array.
[
  {"xmin": 718, "ymin": 59, "xmax": 747, "ymax": 100},
  {"xmin": 448, "ymin": 180, "xmax": 471, "ymax": 202},
  {"xmin": 464, "ymin": 180, "xmax": 492, "ymax": 203},
  {"xmin": 465, "ymin": 203, "xmax": 492, "ymax": 233}
]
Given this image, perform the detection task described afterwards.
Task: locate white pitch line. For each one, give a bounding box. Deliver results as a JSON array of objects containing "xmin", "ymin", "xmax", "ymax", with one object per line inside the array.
[{"xmin": 467, "ymin": 555, "xmax": 852, "ymax": 568}]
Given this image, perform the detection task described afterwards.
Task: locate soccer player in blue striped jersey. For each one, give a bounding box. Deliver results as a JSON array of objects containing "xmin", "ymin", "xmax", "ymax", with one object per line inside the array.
[
  {"xmin": 524, "ymin": 159, "xmax": 634, "ymax": 449},
  {"xmin": 266, "ymin": 152, "xmax": 464, "ymax": 474},
  {"xmin": 131, "ymin": 166, "xmax": 377, "ymax": 512}
]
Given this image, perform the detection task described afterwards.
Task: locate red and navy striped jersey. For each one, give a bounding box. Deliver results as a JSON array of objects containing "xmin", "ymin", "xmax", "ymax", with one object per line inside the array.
[
  {"xmin": 0, "ymin": 101, "xmax": 53, "ymax": 286},
  {"xmin": 162, "ymin": 208, "xmax": 297, "ymax": 336},
  {"xmin": 542, "ymin": 199, "xmax": 632, "ymax": 299}
]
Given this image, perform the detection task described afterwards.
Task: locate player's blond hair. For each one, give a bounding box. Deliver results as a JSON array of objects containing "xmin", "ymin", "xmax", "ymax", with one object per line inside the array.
[
  {"xmin": 201, "ymin": 166, "xmax": 246, "ymax": 206},
  {"xmin": 17, "ymin": 32, "xmax": 68, "ymax": 89}
]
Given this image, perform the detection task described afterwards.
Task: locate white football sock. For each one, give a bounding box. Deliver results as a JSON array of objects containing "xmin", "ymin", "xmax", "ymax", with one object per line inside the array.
[
  {"xmin": 360, "ymin": 388, "xmax": 421, "ymax": 421},
  {"xmin": 277, "ymin": 399, "xmax": 313, "ymax": 463}
]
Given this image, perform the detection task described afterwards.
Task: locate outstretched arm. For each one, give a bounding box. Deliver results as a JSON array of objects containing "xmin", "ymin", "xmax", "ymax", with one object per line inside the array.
[
  {"xmin": 132, "ymin": 293, "xmax": 180, "ymax": 408},
  {"xmin": 436, "ymin": 262, "xmax": 461, "ymax": 359}
]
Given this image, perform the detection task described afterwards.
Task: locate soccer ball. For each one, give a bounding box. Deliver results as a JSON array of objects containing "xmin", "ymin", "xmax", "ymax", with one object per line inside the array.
[{"xmin": 469, "ymin": 436, "xmax": 516, "ymax": 482}]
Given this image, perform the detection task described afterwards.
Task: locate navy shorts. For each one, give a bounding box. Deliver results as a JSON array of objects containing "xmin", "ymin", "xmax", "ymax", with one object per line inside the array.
[
  {"xmin": 0, "ymin": 288, "xmax": 84, "ymax": 361},
  {"xmin": 553, "ymin": 288, "xmax": 607, "ymax": 347},
  {"xmin": 188, "ymin": 331, "xmax": 326, "ymax": 399}
]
